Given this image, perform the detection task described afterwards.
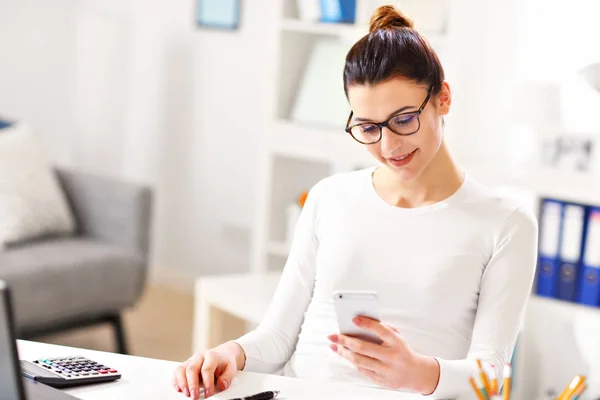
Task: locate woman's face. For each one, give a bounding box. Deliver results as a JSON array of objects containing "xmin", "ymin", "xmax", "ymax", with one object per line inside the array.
[{"xmin": 346, "ymin": 78, "xmax": 451, "ymax": 181}]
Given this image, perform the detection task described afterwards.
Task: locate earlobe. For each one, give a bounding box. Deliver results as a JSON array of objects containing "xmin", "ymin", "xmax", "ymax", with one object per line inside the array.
[{"xmin": 437, "ymin": 82, "xmax": 451, "ymax": 114}]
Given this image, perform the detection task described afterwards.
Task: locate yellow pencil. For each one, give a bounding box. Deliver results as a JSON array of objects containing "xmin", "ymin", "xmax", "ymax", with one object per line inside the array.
[
  {"xmin": 558, "ymin": 375, "xmax": 585, "ymax": 400},
  {"xmin": 477, "ymin": 359, "xmax": 493, "ymax": 396},
  {"xmin": 557, "ymin": 385, "xmax": 570, "ymax": 400},
  {"xmin": 572, "ymin": 383, "xmax": 587, "ymax": 400},
  {"xmin": 502, "ymin": 364, "xmax": 512, "ymax": 400},
  {"xmin": 482, "ymin": 363, "xmax": 498, "ymax": 396},
  {"xmin": 572, "ymin": 377, "xmax": 587, "ymax": 399},
  {"xmin": 491, "ymin": 378, "xmax": 498, "ymax": 396},
  {"xmin": 470, "ymin": 376, "xmax": 486, "ymax": 400}
]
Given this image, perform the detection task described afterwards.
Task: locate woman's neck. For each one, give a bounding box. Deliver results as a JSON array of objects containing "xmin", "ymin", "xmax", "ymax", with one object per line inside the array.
[{"xmin": 373, "ymin": 140, "xmax": 464, "ymax": 208}]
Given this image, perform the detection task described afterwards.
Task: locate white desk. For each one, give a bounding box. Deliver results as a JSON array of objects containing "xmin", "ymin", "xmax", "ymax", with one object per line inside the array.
[{"xmin": 17, "ymin": 340, "xmax": 424, "ymax": 399}]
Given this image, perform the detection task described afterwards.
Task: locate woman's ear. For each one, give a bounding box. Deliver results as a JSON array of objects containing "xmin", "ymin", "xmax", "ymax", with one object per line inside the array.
[{"xmin": 437, "ymin": 81, "xmax": 451, "ymax": 116}]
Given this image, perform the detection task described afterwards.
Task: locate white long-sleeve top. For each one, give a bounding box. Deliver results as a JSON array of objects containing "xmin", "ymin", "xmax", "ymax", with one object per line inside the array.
[{"xmin": 236, "ymin": 167, "xmax": 538, "ymax": 399}]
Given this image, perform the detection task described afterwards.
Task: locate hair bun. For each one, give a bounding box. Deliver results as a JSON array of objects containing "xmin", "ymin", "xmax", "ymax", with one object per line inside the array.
[{"xmin": 369, "ymin": 5, "xmax": 414, "ymax": 33}]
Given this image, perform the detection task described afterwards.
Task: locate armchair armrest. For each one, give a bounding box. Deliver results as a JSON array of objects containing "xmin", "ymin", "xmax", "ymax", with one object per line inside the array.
[{"xmin": 55, "ymin": 168, "xmax": 153, "ymax": 259}]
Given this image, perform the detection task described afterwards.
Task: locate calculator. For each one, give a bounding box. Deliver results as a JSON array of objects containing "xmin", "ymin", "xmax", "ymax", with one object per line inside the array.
[{"xmin": 20, "ymin": 356, "xmax": 121, "ymax": 388}]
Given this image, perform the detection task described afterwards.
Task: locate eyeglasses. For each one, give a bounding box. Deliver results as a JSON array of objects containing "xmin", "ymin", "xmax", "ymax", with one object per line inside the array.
[{"xmin": 345, "ymin": 86, "xmax": 434, "ymax": 145}]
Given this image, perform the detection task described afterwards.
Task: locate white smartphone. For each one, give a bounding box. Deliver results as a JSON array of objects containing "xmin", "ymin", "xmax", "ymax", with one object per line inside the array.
[{"xmin": 333, "ymin": 291, "xmax": 383, "ymax": 345}]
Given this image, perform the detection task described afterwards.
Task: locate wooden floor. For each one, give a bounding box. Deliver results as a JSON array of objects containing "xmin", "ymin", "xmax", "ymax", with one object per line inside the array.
[{"xmin": 34, "ymin": 285, "xmax": 194, "ymax": 363}]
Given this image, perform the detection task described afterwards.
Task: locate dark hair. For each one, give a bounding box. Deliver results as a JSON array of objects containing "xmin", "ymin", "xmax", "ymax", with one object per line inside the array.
[{"xmin": 343, "ymin": 5, "xmax": 445, "ymax": 97}]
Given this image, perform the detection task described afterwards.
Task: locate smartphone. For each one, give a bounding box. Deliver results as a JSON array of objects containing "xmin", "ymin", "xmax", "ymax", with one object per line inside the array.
[{"xmin": 333, "ymin": 291, "xmax": 383, "ymax": 345}]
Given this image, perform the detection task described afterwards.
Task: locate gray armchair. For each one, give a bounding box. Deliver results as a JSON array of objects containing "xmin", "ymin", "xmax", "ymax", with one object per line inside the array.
[{"xmin": 0, "ymin": 168, "xmax": 153, "ymax": 354}]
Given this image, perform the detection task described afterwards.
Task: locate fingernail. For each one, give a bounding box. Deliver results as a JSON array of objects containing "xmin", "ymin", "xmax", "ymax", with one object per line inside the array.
[
  {"xmin": 223, "ymin": 379, "xmax": 228, "ymax": 389},
  {"xmin": 183, "ymin": 387, "xmax": 190, "ymax": 397},
  {"xmin": 353, "ymin": 317, "xmax": 361, "ymax": 325},
  {"xmin": 205, "ymin": 388, "xmax": 211, "ymax": 398},
  {"xmin": 190, "ymin": 389, "xmax": 197, "ymax": 399},
  {"xmin": 328, "ymin": 334, "xmax": 338, "ymax": 343},
  {"xmin": 329, "ymin": 343, "xmax": 338, "ymax": 351},
  {"xmin": 174, "ymin": 384, "xmax": 180, "ymax": 392}
]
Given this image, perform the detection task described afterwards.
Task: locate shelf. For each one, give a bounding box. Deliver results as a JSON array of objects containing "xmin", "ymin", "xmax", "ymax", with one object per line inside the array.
[
  {"xmin": 530, "ymin": 294, "xmax": 600, "ymax": 314},
  {"xmin": 464, "ymin": 161, "xmax": 600, "ymax": 205},
  {"xmin": 280, "ymin": 18, "xmax": 446, "ymax": 46},
  {"xmin": 280, "ymin": 19, "xmax": 366, "ymax": 41},
  {"xmin": 267, "ymin": 241, "xmax": 291, "ymax": 258},
  {"xmin": 269, "ymin": 120, "xmax": 374, "ymax": 166}
]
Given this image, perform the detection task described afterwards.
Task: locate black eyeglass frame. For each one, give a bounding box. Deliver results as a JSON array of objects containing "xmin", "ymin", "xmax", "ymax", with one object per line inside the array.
[{"xmin": 344, "ymin": 86, "xmax": 435, "ymax": 144}]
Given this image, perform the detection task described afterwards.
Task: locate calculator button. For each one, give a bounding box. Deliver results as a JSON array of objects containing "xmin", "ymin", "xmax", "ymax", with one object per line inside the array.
[
  {"xmin": 108, "ymin": 369, "xmax": 118, "ymax": 373},
  {"xmin": 98, "ymin": 370, "xmax": 108, "ymax": 374},
  {"xmin": 90, "ymin": 372, "xmax": 99, "ymax": 375},
  {"xmin": 81, "ymin": 372, "xmax": 89, "ymax": 376}
]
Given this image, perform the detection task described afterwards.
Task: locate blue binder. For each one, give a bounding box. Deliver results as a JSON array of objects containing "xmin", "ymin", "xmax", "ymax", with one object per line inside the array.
[
  {"xmin": 319, "ymin": 0, "xmax": 356, "ymax": 23},
  {"xmin": 557, "ymin": 203, "xmax": 587, "ymax": 302},
  {"xmin": 0, "ymin": 118, "xmax": 12, "ymax": 130},
  {"xmin": 536, "ymin": 199, "xmax": 564, "ymax": 298},
  {"xmin": 577, "ymin": 207, "xmax": 600, "ymax": 306}
]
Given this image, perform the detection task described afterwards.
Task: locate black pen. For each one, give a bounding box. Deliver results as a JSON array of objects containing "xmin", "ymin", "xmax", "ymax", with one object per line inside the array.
[{"xmin": 228, "ymin": 390, "xmax": 280, "ymax": 400}]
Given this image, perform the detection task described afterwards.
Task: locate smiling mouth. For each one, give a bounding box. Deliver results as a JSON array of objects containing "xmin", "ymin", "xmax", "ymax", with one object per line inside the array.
[{"xmin": 389, "ymin": 150, "xmax": 417, "ymax": 161}]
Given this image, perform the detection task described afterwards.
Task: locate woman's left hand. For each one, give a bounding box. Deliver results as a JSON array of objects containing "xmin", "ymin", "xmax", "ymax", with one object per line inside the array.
[{"xmin": 327, "ymin": 317, "xmax": 440, "ymax": 395}]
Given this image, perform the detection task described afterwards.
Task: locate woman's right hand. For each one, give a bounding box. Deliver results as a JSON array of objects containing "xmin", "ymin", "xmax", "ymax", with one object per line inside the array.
[{"xmin": 172, "ymin": 341, "xmax": 245, "ymax": 399}]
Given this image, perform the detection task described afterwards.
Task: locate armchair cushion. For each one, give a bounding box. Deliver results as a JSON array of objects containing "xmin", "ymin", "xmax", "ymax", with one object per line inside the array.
[
  {"xmin": 0, "ymin": 237, "xmax": 146, "ymax": 330},
  {"xmin": 0, "ymin": 122, "xmax": 76, "ymax": 249}
]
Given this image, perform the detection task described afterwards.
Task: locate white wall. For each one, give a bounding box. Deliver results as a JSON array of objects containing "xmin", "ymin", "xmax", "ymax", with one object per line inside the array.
[
  {"xmin": 442, "ymin": 0, "xmax": 520, "ymax": 166},
  {"xmin": 0, "ymin": 0, "xmax": 269, "ymax": 279},
  {"xmin": 140, "ymin": 0, "xmax": 271, "ymax": 277},
  {"xmin": 0, "ymin": 0, "xmax": 77, "ymax": 165},
  {"xmin": 186, "ymin": 3, "xmax": 269, "ymax": 275},
  {"xmin": 73, "ymin": 1, "xmax": 130, "ymax": 176}
]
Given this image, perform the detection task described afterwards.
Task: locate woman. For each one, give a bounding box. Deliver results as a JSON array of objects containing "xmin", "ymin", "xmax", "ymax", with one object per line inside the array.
[{"xmin": 173, "ymin": 5, "xmax": 538, "ymax": 399}]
